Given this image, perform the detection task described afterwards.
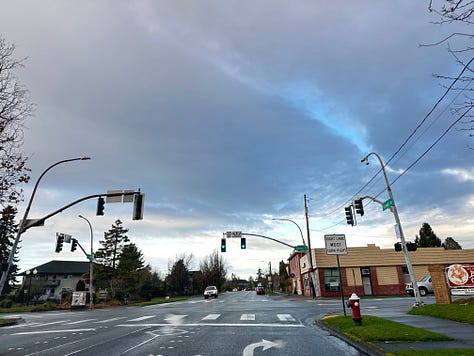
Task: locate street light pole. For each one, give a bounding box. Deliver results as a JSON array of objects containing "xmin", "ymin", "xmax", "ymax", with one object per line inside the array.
[
  {"xmin": 78, "ymin": 215, "xmax": 94, "ymax": 310},
  {"xmin": 25, "ymin": 268, "xmax": 37, "ymax": 306},
  {"xmin": 0, "ymin": 157, "xmax": 91, "ymax": 296},
  {"xmin": 271, "ymin": 218, "xmax": 306, "ymax": 246},
  {"xmin": 361, "ymin": 152, "xmax": 422, "ymax": 305}
]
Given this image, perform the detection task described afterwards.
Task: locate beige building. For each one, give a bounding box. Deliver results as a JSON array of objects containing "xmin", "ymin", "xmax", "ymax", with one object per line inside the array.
[{"xmin": 289, "ymin": 244, "xmax": 474, "ymax": 297}]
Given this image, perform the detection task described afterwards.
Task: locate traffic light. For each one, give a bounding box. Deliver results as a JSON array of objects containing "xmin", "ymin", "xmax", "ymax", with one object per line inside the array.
[
  {"xmin": 241, "ymin": 237, "xmax": 246, "ymax": 249},
  {"xmin": 71, "ymin": 238, "xmax": 78, "ymax": 252},
  {"xmin": 132, "ymin": 193, "xmax": 144, "ymax": 220},
  {"xmin": 407, "ymin": 242, "xmax": 417, "ymax": 251},
  {"xmin": 354, "ymin": 198, "xmax": 364, "ymax": 216},
  {"xmin": 96, "ymin": 197, "xmax": 105, "ymax": 216},
  {"xmin": 394, "ymin": 242, "xmax": 402, "ymax": 252},
  {"xmin": 345, "ymin": 206, "xmax": 354, "ymax": 226},
  {"xmin": 55, "ymin": 234, "xmax": 64, "ymax": 253},
  {"xmin": 221, "ymin": 238, "xmax": 226, "ymax": 252}
]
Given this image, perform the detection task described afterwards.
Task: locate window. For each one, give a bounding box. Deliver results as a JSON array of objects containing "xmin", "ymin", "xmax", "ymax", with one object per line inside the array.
[{"xmin": 324, "ymin": 268, "xmax": 340, "ymax": 292}]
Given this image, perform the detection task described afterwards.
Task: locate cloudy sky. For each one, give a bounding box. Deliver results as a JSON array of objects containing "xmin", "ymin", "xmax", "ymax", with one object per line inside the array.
[{"xmin": 1, "ymin": 1, "xmax": 473, "ymax": 279}]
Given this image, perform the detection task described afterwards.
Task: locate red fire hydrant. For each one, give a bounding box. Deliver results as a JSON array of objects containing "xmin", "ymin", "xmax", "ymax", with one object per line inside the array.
[{"xmin": 347, "ymin": 293, "xmax": 362, "ymax": 326}]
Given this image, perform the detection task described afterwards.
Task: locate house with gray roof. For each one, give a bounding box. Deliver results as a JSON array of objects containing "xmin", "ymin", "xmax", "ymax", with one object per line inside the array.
[{"xmin": 20, "ymin": 260, "xmax": 90, "ymax": 302}]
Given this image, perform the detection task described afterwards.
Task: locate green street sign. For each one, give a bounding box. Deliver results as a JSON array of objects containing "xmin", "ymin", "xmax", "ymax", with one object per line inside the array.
[
  {"xmin": 382, "ymin": 198, "xmax": 394, "ymax": 211},
  {"xmin": 294, "ymin": 245, "xmax": 308, "ymax": 251},
  {"xmin": 86, "ymin": 254, "xmax": 94, "ymax": 262}
]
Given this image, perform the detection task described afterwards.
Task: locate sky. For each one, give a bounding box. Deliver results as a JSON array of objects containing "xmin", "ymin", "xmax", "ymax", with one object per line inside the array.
[{"xmin": 1, "ymin": 1, "xmax": 473, "ymax": 280}]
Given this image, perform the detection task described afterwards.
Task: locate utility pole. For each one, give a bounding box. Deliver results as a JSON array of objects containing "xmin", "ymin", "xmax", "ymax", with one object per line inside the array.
[{"xmin": 304, "ymin": 195, "xmax": 318, "ymax": 297}]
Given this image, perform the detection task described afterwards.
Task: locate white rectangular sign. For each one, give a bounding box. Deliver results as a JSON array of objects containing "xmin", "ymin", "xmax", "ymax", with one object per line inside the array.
[
  {"xmin": 324, "ymin": 234, "xmax": 348, "ymax": 255},
  {"xmin": 225, "ymin": 231, "xmax": 242, "ymax": 238}
]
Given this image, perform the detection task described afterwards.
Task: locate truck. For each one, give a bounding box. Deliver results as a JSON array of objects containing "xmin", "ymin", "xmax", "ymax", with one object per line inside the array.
[{"xmin": 405, "ymin": 275, "xmax": 433, "ymax": 296}]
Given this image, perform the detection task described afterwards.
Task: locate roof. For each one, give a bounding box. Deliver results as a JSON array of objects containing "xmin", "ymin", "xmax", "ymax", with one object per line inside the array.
[{"xmin": 20, "ymin": 260, "xmax": 90, "ymax": 276}]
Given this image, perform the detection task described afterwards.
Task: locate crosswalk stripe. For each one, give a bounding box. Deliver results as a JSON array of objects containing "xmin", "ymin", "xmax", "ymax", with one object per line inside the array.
[
  {"xmin": 202, "ymin": 314, "xmax": 221, "ymax": 320},
  {"xmin": 65, "ymin": 318, "xmax": 97, "ymax": 325},
  {"xmin": 277, "ymin": 314, "xmax": 296, "ymax": 321},
  {"xmin": 240, "ymin": 314, "xmax": 255, "ymax": 321}
]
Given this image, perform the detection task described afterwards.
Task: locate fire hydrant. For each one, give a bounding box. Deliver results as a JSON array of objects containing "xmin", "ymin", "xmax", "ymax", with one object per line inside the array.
[{"xmin": 347, "ymin": 293, "xmax": 362, "ymax": 326}]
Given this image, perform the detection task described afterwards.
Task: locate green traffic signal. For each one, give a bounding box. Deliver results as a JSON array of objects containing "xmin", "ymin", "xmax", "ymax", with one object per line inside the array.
[
  {"xmin": 241, "ymin": 237, "xmax": 246, "ymax": 249},
  {"xmin": 221, "ymin": 238, "xmax": 226, "ymax": 252}
]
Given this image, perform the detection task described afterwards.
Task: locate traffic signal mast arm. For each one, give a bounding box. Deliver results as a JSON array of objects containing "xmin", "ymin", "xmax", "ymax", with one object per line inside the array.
[
  {"xmin": 21, "ymin": 190, "xmax": 142, "ymax": 233},
  {"xmin": 242, "ymin": 233, "xmax": 295, "ymax": 249}
]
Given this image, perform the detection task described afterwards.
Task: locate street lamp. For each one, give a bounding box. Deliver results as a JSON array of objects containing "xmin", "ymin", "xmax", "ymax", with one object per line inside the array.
[
  {"xmin": 272, "ymin": 218, "xmax": 306, "ymax": 246},
  {"xmin": 361, "ymin": 152, "xmax": 422, "ymax": 305},
  {"xmin": 0, "ymin": 157, "xmax": 91, "ymax": 296},
  {"xmin": 25, "ymin": 268, "xmax": 37, "ymax": 306},
  {"xmin": 78, "ymin": 214, "xmax": 94, "ymax": 310}
]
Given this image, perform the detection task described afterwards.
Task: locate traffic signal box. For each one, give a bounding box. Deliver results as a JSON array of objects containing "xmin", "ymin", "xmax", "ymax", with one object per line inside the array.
[
  {"xmin": 55, "ymin": 234, "xmax": 64, "ymax": 253},
  {"xmin": 241, "ymin": 237, "xmax": 246, "ymax": 249},
  {"xmin": 71, "ymin": 238, "xmax": 78, "ymax": 252},
  {"xmin": 221, "ymin": 238, "xmax": 226, "ymax": 252},
  {"xmin": 354, "ymin": 198, "xmax": 364, "ymax": 216},
  {"xmin": 96, "ymin": 197, "xmax": 105, "ymax": 216},
  {"xmin": 345, "ymin": 206, "xmax": 354, "ymax": 226}
]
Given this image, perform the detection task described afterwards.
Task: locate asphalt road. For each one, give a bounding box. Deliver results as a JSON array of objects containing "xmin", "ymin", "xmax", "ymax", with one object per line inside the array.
[{"xmin": 0, "ymin": 292, "xmax": 421, "ymax": 355}]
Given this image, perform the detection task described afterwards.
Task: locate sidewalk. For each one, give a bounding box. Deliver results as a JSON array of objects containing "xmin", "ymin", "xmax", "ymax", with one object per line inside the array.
[{"xmin": 321, "ymin": 302, "xmax": 474, "ymax": 354}]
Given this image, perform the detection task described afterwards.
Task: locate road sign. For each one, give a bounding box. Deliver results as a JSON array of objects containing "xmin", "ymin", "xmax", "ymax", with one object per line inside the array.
[
  {"xmin": 294, "ymin": 245, "xmax": 308, "ymax": 251},
  {"xmin": 225, "ymin": 231, "xmax": 242, "ymax": 238},
  {"xmin": 324, "ymin": 234, "xmax": 348, "ymax": 255},
  {"xmin": 382, "ymin": 198, "xmax": 394, "ymax": 211},
  {"xmin": 86, "ymin": 254, "xmax": 94, "ymax": 262}
]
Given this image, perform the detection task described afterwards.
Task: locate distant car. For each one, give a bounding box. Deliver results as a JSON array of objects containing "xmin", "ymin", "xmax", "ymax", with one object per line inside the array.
[
  {"xmin": 256, "ymin": 286, "xmax": 265, "ymax": 295},
  {"xmin": 204, "ymin": 286, "xmax": 218, "ymax": 299},
  {"xmin": 406, "ymin": 275, "xmax": 433, "ymax": 296}
]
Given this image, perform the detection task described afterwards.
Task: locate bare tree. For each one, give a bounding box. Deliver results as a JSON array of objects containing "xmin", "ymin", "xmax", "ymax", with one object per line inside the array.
[
  {"xmin": 0, "ymin": 36, "xmax": 34, "ymax": 206},
  {"xmin": 426, "ymin": 1, "xmax": 474, "ymax": 145}
]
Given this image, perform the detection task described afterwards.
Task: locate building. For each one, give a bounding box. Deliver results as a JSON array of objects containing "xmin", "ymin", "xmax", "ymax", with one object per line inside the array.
[
  {"xmin": 20, "ymin": 260, "xmax": 90, "ymax": 302},
  {"xmin": 289, "ymin": 244, "xmax": 474, "ymax": 298}
]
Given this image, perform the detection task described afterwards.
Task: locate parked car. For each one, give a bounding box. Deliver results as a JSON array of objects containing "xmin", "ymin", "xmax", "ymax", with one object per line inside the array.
[
  {"xmin": 256, "ymin": 286, "xmax": 265, "ymax": 295},
  {"xmin": 204, "ymin": 286, "xmax": 218, "ymax": 299},
  {"xmin": 405, "ymin": 275, "xmax": 433, "ymax": 296}
]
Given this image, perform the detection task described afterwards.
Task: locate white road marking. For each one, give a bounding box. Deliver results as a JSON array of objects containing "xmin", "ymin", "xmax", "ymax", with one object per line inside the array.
[
  {"xmin": 240, "ymin": 314, "xmax": 256, "ymax": 321},
  {"xmin": 127, "ymin": 315, "xmax": 154, "ymax": 322},
  {"xmin": 11, "ymin": 329, "xmax": 96, "ymax": 335},
  {"xmin": 27, "ymin": 320, "xmax": 70, "ymax": 328},
  {"xmin": 202, "ymin": 314, "xmax": 221, "ymax": 320},
  {"xmin": 117, "ymin": 322, "xmax": 303, "ymax": 328},
  {"xmin": 94, "ymin": 317, "xmax": 126, "ymax": 324},
  {"xmin": 64, "ymin": 318, "xmax": 97, "ymax": 325},
  {"xmin": 277, "ymin": 314, "xmax": 296, "ymax": 321}
]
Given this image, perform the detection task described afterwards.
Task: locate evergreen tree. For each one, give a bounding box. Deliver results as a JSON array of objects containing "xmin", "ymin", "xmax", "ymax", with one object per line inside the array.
[
  {"xmin": 442, "ymin": 237, "xmax": 462, "ymax": 250},
  {"xmin": 0, "ymin": 206, "xmax": 19, "ymax": 295},
  {"xmin": 95, "ymin": 219, "xmax": 129, "ymax": 270},
  {"xmin": 278, "ymin": 260, "xmax": 291, "ymax": 292},
  {"xmin": 167, "ymin": 258, "xmax": 189, "ymax": 295},
  {"xmin": 414, "ymin": 223, "xmax": 442, "ymax": 248}
]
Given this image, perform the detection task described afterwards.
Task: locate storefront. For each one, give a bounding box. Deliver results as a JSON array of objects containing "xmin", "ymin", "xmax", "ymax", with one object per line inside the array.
[{"xmin": 289, "ymin": 244, "xmax": 474, "ymax": 298}]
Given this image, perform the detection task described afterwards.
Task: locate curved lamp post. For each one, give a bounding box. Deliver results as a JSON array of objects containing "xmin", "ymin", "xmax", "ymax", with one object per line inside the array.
[
  {"xmin": 0, "ymin": 157, "xmax": 91, "ymax": 296},
  {"xmin": 361, "ymin": 151, "xmax": 422, "ymax": 305},
  {"xmin": 272, "ymin": 218, "xmax": 306, "ymax": 246},
  {"xmin": 78, "ymin": 215, "xmax": 94, "ymax": 310}
]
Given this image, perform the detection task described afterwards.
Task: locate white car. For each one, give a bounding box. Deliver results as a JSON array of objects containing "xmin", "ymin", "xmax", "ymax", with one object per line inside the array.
[
  {"xmin": 204, "ymin": 286, "xmax": 218, "ymax": 299},
  {"xmin": 405, "ymin": 275, "xmax": 433, "ymax": 296}
]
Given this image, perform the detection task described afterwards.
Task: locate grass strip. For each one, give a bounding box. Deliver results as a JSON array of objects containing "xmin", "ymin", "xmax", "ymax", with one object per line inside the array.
[
  {"xmin": 393, "ymin": 349, "xmax": 474, "ymax": 356},
  {"xmin": 322, "ymin": 315, "xmax": 451, "ymax": 343},
  {"xmin": 130, "ymin": 296, "xmax": 188, "ymax": 306},
  {"xmin": 408, "ymin": 303, "xmax": 474, "ymax": 325}
]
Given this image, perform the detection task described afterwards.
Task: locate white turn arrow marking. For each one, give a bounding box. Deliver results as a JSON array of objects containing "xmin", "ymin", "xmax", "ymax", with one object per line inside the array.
[{"xmin": 242, "ymin": 339, "xmax": 280, "ymax": 356}]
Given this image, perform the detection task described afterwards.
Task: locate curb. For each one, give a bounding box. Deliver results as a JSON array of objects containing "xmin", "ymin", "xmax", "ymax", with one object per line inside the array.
[{"xmin": 315, "ymin": 319, "xmax": 384, "ymax": 356}]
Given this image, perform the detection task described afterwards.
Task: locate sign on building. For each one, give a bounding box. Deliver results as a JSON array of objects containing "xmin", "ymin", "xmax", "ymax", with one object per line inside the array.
[
  {"xmin": 324, "ymin": 234, "xmax": 348, "ymax": 255},
  {"xmin": 445, "ymin": 264, "xmax": 474, "ymax": 296}
]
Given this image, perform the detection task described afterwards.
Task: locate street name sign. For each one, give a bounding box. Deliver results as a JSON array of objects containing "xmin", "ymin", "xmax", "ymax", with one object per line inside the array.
[
  {"xmin": 382, "ymin": 198, "xmax": 394, "ymax": 211},
  {"xmin": 324, "ymin": 234, "xmax": 348, "ymax": 255},
  {"xmin": 225, "ymin": 231, "xmax": 242, "ymax": 238},
  {"xmin": 294, "ymin": 245, "xmax": 308, "ymax": 251}
]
